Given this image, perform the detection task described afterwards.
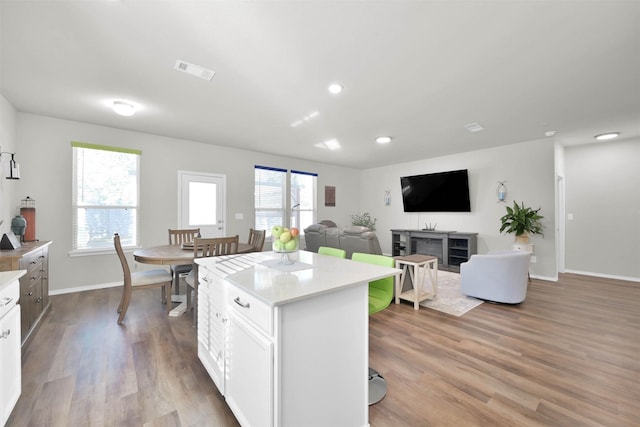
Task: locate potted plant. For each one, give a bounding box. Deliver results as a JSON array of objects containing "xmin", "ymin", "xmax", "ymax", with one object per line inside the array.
[
  {"xmin": 351, "ymin": 212, "xmax": 377, "ymax": 231},
  {"xmin": 499, "ymin": 201, "xmax": 544, "ymax": 243}
]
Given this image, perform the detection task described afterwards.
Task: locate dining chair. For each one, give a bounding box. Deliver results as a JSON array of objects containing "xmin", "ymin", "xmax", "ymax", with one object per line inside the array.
[
  {"xmin": 351, "ymin": 252, "xmax": 396, "ymax": 405},
  {"xmin": 247, "ymin": 228, "xmax": 266, "ymax": 252},
  {"xmin": 114, "ymin": 233, "xmax": 173, "ymax": 324},
  {"xmin": 318, "ymin": 246, "xmax": 346, "ymax": 259},
  {"xmin": 185, "ymin": 235, "xmax": 240, "ymax": 325},
  {"xmin": 168, "ymin": 228, "xmax": 200, "ymax": 294}
]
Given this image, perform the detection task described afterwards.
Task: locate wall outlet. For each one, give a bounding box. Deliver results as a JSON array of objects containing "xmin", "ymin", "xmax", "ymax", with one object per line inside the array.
[{"xmin": 530, "ymin": 256, "xmax": 537, "ymax": 263}]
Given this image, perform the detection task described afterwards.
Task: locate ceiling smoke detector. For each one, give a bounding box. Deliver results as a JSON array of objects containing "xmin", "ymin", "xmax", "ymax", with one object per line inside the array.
[{"xmin": 174, "ymin": 60, "xmax": 215, "ymax": 81}]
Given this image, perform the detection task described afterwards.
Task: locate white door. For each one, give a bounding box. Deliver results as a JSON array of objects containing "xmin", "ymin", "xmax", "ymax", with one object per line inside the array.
[{"xmin": 178, "ymin": 171, "xmax": 226, "ymax": 237}]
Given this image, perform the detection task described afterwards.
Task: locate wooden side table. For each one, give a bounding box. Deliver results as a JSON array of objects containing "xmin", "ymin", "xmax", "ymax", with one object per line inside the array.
[{"xmin": 394, "ymin": 254, "xmax": 438, "ymax": 310}]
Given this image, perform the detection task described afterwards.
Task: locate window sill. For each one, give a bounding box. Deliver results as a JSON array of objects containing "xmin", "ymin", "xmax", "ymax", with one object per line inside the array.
[{"xmin": 68, "ymin": 246, "xmax": 141, "ymax": 257}]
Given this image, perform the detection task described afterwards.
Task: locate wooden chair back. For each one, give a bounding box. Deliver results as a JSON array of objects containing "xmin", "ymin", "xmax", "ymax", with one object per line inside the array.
[
  {"xmin": 248, "ymin": 228, "xmax": 266, "ymax": 252},
  {"xmin": 114, "ymin": 233, "xmax": 132, "ymax": 290},
  {"xmin": 168, "ymin": 228, "xmax": 200, "ymax": 245},
  {"xmin": 194, "ymin": 235, "xmax": 239, "ymax": 258}
]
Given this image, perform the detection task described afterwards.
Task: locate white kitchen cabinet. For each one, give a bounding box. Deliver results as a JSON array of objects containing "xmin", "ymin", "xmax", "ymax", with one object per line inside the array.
[
  {"xmin": 226, "ymin": 304, "xmax": 273, "ymax": 427},
  {"xmin": 0, "ymin": 271, "xmax": 26, "ymax": 426},
  {"xmin": 195, "ymin": 251, "xmax": 399, "ymax": 427},
  {"xmin": 197, "ymin": 265, "xmax": 228, "ymax": 395}
]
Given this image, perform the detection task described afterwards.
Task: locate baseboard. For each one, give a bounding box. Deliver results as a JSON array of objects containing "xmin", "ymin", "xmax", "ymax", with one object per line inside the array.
[
  {"xmin": 50, "ymin": 281, "xmax": 122, "ymax": 296},
  {"xmin": 530, "ymin": 274, "xmax": 558, "ymax": 282},
  {"xmin": 563, "ymin": 269, "xmax": 640, "ymax": 283}
]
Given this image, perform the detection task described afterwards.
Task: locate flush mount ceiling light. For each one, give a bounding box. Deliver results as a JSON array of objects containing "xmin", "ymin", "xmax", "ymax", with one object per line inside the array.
[
  {"xmin": 545, "ymin": 130, "xmax": 556, "ymax": 137},
  {"xmin": 376, "ymin": 136, "xmax": 392, "ymax": 144},
  {"xmin": 174, "ymin": 59, "xmax": 215, "ymax": 81},
  {"xmin": 314, "ymin": 139, "xmax": 341, "ymax": 150},
  {"xmin": 112, "ymin": 100, "xmax": 136, "ymax": 116},
  {"xmin": 464, "ymin": 122, "xmax": 484, "ymax": 133},
  {"xmin": 594, "ymin": 132, "xmax": 620, "ymax": 141},
  {"xmin": 328, "ymin": 83, "xmax": 343, "ymax": 94}
]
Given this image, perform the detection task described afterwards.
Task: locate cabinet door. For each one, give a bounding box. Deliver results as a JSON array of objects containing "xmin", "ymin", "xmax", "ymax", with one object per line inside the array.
[
  {"xmin": 226, "ymin": 311, "xmax": 273, "ymax": 427},
  {"xmin": 197, "ymin": 272, "xmax": 227, "ymax": 395},
  {"xmin": 0, "ymin": 305, "xmax": 21, "ymax": 426}
]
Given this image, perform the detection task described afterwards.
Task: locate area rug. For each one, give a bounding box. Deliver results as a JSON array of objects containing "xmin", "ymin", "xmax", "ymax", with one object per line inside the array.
[{"xmin": 417, "ymin": 270, "xmax": 483, "ymax": 316}]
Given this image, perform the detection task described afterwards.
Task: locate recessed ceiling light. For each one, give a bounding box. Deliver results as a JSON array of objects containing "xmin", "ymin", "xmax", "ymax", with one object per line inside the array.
[
  {"xmin": 594, "ymin": 132, "xmax": 620, "ymax": 141},
  {"xmin": 290, "ymin": 111, "xmax": 319, "ymax": 127},
  {"xmin": 376, "ymin": 136, "xmax": 392, "ymax": 144},
  {"xmin": 464, "ymin": 122, "xmax": 484, "ymax": 132},
  {"xmin": 315, "ymin": 139, "xmax": 341, "ymax": 150},
  {"xmin": 545, "ymin": 130, "xmax": 556, "ymax": 137},
  {"xmin": 328, "ymin": 83, "xmax": 343, "ymax": 94},
  {"xmin": 112, "ymin": 100, "xmax": 136, "ymax": 116},
  {"xmin": 174, "ymin": 59, "xmax": 215, "ymax": 81}
]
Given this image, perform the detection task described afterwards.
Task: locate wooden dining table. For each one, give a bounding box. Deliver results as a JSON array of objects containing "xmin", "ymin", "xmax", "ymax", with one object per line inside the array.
[
  {"xmin": 133, "ymin": 242, "xmax": 253, "ymax": 265},
  {"xmin": 133, "ymin": 242, "xmax": 254, "ymax": 316}
]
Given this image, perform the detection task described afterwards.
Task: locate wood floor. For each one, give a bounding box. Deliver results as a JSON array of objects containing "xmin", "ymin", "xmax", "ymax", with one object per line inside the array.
[{"xmin": 6, "ymin": 273, "xmax": 639, "ymax": 427}]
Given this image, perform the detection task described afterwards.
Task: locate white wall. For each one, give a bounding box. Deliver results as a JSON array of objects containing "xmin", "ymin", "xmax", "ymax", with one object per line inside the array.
[
  {"xmin": 14, "ymin": 113, "xmax": 362, "ymax": 292},
  {"xmin": 0, "ymin": 94, "xmax": 18, "ymax": 233},
  {"xmin": 360, "ymin": 139, "xmax": 558, "ymax": 279},
  {"xmin": 564, "ymin": 139, "xmax": 640, "ymax": 279}
]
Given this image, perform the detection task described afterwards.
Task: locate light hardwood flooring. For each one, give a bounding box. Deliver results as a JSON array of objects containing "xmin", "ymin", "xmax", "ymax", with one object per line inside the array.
[{"xmin": 6, "ymin": 273, "xmax": 639, "ymax": 426}]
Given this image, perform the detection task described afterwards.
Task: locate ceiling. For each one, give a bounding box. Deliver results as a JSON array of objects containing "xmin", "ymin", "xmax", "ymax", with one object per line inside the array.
[{"xmin": 1, "ymin": 1, "xmax": 639, "ymax": 169}]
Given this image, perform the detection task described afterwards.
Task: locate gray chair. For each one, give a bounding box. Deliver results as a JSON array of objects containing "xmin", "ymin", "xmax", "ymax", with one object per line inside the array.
[{"xmin": 460, "ymin": 250, "xmax": 531, "ymax": 303}]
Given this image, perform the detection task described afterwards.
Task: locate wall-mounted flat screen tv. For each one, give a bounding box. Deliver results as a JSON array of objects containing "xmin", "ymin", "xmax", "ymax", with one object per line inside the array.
[{"xmin": 400, "ymin": 169, "xmax": 471, "ymax": 212}]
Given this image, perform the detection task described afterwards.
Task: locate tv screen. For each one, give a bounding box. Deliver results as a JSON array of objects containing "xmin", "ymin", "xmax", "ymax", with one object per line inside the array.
[{"xmin": 400, "ymin": 169, "xmax": 471, "ymax": 212}]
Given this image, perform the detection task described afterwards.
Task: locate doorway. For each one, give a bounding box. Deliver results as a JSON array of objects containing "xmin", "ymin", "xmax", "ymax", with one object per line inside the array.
[{"xmin": 178, "ymin": 170, "xmax": 226, "ymax": 237}]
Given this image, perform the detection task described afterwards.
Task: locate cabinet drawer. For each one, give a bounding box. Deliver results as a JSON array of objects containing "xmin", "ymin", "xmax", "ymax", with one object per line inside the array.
[{"xmin": 227, "ymin": 287, "xmax": 272, "ymax": 336}]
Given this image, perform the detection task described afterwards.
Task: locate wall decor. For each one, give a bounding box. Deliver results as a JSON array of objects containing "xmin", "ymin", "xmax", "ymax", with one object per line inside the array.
[{"xmin": 325, "ymin": 186, "xmax": 336, "ymax": 207}]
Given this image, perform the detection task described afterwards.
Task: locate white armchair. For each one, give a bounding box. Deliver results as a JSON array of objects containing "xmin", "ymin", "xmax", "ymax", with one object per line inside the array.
[{"xmin": 460, "ymin": 250, "xmax": 531, "ymax": 303}]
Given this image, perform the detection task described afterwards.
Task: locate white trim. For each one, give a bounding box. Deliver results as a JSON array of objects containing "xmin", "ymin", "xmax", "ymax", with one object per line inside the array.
[
  {"xmin": 563, "ymin": 269, "xmax": 640, "ymax": 283},
  {"xmin": 68, "ymin": 246, "xmax": 141, "ymax": 257},
  {"xmin": 50, "ymin": 281, "xmax": 122, "ymax": 296},
  {"xmin": 530, "ymin": 274, "xmax": 558, "ymax": 282}
]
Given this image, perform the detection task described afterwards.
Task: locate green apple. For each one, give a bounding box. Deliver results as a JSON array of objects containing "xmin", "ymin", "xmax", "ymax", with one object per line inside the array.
[
  {"xmin": 272, "ymin": 225, "xmax": 284, "ymax": 239},
  {"xmin": 279, "ymin": 231, "xmax": 292, "ymax": 243},
  {"xmin": 284, "ymin": 239, "xmax": 297, "ymax": 251},
  {"xmin": 273, "ymin": 239, "xmax": 284, "ymax": 251}
]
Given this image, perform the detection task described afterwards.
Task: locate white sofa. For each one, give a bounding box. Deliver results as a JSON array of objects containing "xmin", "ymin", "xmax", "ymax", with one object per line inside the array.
[
  {"xmin": 303, "ymin": 224, "xmax": 382, "ymax": 258},
  {"xmin": 460, "ymin": 250, "xmax": 531, "ymax": 303}
]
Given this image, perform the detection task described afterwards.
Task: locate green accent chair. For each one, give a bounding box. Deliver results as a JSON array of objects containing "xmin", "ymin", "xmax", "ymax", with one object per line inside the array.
[
  {"xmin": 351, "ymin": 252, "xmax": 395, "ymax": 405},
  {"xmin": 318, "ymin": 246, "xmax": 347, "ymax": 259}
]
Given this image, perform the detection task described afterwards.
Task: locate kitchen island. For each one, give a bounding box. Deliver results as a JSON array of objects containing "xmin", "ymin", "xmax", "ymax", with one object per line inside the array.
[{"xmin": 195, "ymin": 250, "xmax": 400, "ymax": 427}]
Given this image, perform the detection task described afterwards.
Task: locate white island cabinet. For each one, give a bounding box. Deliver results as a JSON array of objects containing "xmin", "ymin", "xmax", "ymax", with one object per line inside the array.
[
  {"xmin": 195, "ymin": 251, "xmax": 399, "ymax": 427},
  {"xmin": 0, "ymin": 270, "xmax": 26, "ymax": 426}
]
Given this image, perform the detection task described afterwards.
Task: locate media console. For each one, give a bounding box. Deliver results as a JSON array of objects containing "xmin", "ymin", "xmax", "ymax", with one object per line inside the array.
[{"xmin": 391, "ymin": 229, "xmax": 477, "ymax": 272}]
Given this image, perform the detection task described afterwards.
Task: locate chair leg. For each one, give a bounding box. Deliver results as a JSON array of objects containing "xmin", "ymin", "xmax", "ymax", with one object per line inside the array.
[
  {"xmin": 117, "ymin": 286, "xmax": 125, "ymax": 313},
  {"xmin": 117, "ymin": 288, "xmax": 132, "ymax": 324}
]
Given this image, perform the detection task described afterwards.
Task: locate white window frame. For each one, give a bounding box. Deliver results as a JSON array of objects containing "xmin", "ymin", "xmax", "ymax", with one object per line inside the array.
[
  {"xmin": 69, "ymin": 141, "xmax": 141, "ymax": 256},
  {"xmin": 254, "ymin": 165, "xmax": 317, "ymax": 239}
]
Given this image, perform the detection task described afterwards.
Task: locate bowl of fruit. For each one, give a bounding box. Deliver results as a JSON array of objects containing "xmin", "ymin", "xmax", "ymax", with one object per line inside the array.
[{"xmin": 271, "ymin": 226, "xmax": 300, "ymax": 264}]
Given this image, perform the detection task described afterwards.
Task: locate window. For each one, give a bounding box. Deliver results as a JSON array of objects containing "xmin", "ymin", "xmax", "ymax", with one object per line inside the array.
[
  {"xmin": 255, "ymin": 166, "xmax": 317, "ymax": 238},
  {"xmin": 71, "ymin": 142, "xmax": 140, "ymax": 253}
]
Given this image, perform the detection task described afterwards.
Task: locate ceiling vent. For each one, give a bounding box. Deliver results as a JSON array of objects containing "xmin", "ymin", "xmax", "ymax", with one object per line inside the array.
[
  {"xmin": 174, "ymin": 60, "xmax": 215, "ymax": 81},
  {"xmin": 464, "ymin": 122, "xmax": 484, "ymax": 133}
]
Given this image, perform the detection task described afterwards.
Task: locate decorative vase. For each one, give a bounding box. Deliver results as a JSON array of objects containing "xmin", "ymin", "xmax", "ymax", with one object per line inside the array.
[
  {"xmin": 10, "ymin": 214, "xmax": 27, "ymax": 241},
  {"xmin": 515, "ymin": 232, "xmax": 530, "ymax": 244}
]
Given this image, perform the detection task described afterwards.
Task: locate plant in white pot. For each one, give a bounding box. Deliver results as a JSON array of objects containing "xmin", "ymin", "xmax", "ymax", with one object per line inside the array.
[{"xmin": 499, "ymin": 201, "xmax": 544, "ymax": 243}]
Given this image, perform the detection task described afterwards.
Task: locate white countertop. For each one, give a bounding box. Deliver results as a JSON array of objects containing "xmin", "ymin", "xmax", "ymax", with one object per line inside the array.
[
  {"xmin": 0, "ymin": 270, "xmax": 26, "ymax": 290},
  {"xmin": 196, "ymin": 251, "xmax": 400, "ymax": 307}
]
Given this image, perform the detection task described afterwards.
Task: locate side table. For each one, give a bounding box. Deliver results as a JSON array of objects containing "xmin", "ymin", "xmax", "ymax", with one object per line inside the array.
[{"xmin": 394, "ymin": 254, "xmax": 438, "ymax": 310}]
